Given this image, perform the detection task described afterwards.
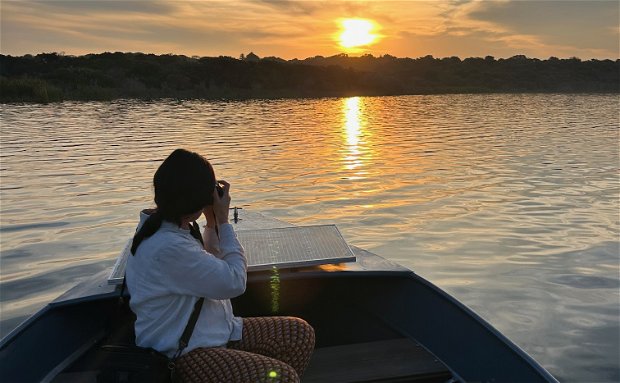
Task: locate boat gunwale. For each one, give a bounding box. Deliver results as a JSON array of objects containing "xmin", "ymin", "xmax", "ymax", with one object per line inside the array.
[{"xmin": 392, "ymin": 271, "xmax": 561, "ymax": 383}]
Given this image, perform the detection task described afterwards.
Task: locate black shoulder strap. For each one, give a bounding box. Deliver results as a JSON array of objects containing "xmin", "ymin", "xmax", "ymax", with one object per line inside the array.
[
  {"xmin": 173, "ymin": 297, "xmax": 205, "ymax": 359},
  {"xmin": 180, "ymin": 297, "xmax": 205, "ymax": 348},
  {"xmin": 123, "ymin": 221, "xmax": 206, "ymax": 360},
  {"xmin": 121, "ymin": 275, "xmax": 204, "ymax": 359},
  {"xmin": 189, "ymin": 222, "xmax": 204, "ymax": 246},
  {"xmin": 177, "ymin": 222, "xmax": 205, "ymax": 355}
]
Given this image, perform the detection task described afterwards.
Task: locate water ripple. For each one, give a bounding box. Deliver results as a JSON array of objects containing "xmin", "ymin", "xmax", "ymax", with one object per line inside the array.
[{"xmin": 0, "ymin": 94, "xmax": 618, "ymax": 382}]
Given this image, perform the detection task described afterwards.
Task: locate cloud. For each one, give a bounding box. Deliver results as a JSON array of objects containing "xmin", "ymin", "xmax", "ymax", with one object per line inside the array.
[
  {"xmin": 30, "ymin": 0, "xmax": 176, "ymax": 15},
  {"xmin": 1, "ymin": 0, "xmax": 617, "ymax": 59},
  {"xmin": 252, "ymin": 0, "xmax": 324, "ymax": 15},
  {"xmin": 390, "ymin": 0, "xmax": 619, "ymax": 59},
  {"xmin": 1, "ymin": 1, "xmax": 178, "ymax": 54},
  {"xmin": 1, "ymin": 1, "xmax": 279, "ymax": 56},
  {"xmin": 465, "ymin": 0, "xmax": 619, "ymax": 53}
]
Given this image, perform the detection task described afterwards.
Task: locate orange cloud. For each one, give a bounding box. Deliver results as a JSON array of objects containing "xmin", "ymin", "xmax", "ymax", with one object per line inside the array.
[{"xmin": 1, "ymin": 0, "xmax": 617, "ymax": 59}]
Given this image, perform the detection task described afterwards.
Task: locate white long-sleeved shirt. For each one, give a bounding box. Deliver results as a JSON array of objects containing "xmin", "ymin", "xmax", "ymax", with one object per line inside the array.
[{"xmin": 126, "ymin": 211, "xmax": 247, "ymax": 358}]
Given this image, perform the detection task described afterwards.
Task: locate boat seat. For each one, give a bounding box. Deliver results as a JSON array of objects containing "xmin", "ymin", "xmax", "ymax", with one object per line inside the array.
[{"xmin": 302, "ymin": 338, "xmax": 452, "ymax": 383}]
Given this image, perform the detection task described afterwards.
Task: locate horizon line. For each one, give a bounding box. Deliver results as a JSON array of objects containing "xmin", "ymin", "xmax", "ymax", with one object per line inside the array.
[{"xmin": 2, "ymin": 51, "xmax": 619, "ymax": 62}]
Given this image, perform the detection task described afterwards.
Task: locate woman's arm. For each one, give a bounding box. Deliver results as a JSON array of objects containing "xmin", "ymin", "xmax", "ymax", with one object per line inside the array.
[
  {"xmin": 161, "ymin": 233, "xmax": 247, "ymax": 299},
  {"xmin": 202, "ymin": 208, "xmax": 222, "ymax": 256},
  {"xmin": 202, "ymin": 180, "xmax": 233, "ymax": 257}
]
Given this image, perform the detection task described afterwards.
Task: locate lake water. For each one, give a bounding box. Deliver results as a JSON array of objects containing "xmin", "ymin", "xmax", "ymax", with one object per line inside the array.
[{"xmin": 1, "ymin": 94, "xmax": 618, "ymax": 382}]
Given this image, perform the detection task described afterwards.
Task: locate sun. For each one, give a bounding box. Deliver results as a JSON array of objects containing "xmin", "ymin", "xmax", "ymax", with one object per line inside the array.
[{"xmin": 338, "ymin": 18, "xmax": 379, "ymax": 49}]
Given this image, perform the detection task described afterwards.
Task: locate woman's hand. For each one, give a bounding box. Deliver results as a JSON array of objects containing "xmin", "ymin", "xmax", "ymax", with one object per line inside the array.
[{"xmin": 211, "ymin": 180, "xmax": 231, "ymax": 225}]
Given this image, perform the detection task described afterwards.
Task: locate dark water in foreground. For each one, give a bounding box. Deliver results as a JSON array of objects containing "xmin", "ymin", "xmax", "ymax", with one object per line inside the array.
[{"xmin": 1, "ymin": 94, "xmax": 618, "ymax": 382}]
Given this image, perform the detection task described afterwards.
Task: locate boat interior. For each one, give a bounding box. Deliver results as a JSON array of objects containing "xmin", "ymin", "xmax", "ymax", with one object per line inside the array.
[
  {"xmin": 50, "ymin": 272, "xmax": 454, "ymax": 383},
  {"xmin": 2, "ymin": 211, "xmax": 555, "ymax": 383}
]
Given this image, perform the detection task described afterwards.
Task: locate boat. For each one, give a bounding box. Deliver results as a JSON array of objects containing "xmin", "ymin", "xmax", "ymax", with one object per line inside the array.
[{"xmin": 0, "ymin": 210, "xmax": 559, "ymax": 382}]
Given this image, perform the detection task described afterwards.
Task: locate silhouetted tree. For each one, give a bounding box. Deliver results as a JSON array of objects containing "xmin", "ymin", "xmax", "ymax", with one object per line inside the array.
[{"xmin": 0, "ymin": 52, "xmax": 617, "ymax": 103}]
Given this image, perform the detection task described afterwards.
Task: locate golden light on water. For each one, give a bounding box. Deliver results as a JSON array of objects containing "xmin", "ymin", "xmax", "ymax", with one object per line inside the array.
[
  {"xmin": 344, "ymin": 97, "xmax": 362, "ymax": 147},
  {"xmin": 343, "ymin": 97, "xmax": 363, "ymax": 171},
  {"xmin": 341, "ymin": 96, "xmax": 372, "ymax": 176},
  {"xmin": 338, "ymin": 18, "xmax": 379, "ymax": 49}
]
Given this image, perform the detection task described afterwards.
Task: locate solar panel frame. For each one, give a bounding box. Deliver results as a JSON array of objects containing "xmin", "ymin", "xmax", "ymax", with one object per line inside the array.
[
  {"xmin": 237, "ymin": 224, "xmax": 356, "ymax": 271},
  {"xmin": 108, "ymin": 240, "xmax": 131, "ymax": 285}
]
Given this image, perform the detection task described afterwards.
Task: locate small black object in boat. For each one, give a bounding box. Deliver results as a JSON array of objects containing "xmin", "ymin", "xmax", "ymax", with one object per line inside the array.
[{"xmin": 232, "ymin": 206, "xmax": 243, "ymax": 223}]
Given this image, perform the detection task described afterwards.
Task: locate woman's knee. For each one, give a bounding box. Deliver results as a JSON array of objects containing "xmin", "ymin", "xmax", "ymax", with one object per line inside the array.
[
  {"xmin": 176, "ymin": 347, "xmax": 300, "ymax": 383},
  {"xmin": 289, "ymin": 318, "xmax": 315, "ymax": 351},
  {"xmin": 243, "ymin": 317, "xmax": 314, "ymax": 342}
]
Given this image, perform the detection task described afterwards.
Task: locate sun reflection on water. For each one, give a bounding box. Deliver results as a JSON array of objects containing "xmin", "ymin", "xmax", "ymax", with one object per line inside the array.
[
  {"xmin": 344, "ymin": 97, "xmax": 361, "ymax": 147},
  {"xmin": 341, "ymin": 97, "xmax": 372, "ymax": 174}
]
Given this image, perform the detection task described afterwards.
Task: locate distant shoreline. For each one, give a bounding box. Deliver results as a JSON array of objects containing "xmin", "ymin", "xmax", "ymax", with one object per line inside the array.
[{"xmin": 1, "ymin": 52, "xmax": 618, "ymax": 103}]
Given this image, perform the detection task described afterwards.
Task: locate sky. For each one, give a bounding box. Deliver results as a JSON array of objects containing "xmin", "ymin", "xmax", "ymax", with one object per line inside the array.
[{"xmin": 1, "ymin": 0, "xmax": 618, "ymax": 60}]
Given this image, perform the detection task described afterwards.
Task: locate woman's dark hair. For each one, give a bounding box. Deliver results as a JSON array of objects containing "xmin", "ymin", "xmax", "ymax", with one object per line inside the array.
[{"xmin": 131, "ymin": 149, "xmax": 216, "ymax": 255}]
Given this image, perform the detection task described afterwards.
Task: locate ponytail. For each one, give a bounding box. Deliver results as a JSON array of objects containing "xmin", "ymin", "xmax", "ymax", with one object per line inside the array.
[
  {"xmin": 131, "ymin": 212, "xmax": 204, "ymax": 255},
  {"xmin": 131, "ymin": 210, "xmax": 163, "ymax": 255}
]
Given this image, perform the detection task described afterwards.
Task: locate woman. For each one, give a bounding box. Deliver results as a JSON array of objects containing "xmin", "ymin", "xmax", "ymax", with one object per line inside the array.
[{"xmin": 126, "ymin": 149, "xmax": 315, "ymax": 383}]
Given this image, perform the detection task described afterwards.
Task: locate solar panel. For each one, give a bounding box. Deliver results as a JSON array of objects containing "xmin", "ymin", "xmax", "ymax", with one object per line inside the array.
[
  {"xmin": 108, "ymin": 224, "xmax": 355, "ymax": 285},
  {"xmin": 238, "ymin": 224, "xmax": 356, "ymax": 271}
]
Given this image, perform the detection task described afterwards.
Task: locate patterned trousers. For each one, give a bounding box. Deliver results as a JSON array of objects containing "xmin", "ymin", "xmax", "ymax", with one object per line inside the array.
[{"xmin": 175, "ymin": 317, "xmax": 315, "ymax": 383}]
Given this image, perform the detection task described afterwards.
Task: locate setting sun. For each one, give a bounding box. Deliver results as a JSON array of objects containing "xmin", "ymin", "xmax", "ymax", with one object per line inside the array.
[{"xmin": 338, "ymin": 19, "xmax": 379, "ymax": 49}]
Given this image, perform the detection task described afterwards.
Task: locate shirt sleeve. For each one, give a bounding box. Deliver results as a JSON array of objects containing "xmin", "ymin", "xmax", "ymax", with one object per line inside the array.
[{"xmin": 158, "ymin": 224, "xmax": 247, "ymax": 299}]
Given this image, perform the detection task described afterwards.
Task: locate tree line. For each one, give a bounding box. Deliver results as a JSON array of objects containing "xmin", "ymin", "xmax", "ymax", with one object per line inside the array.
[{"xmin": 0, "ymin": 52, "xmax": 617, "ymax": 103}]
